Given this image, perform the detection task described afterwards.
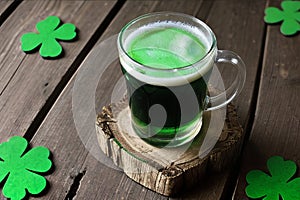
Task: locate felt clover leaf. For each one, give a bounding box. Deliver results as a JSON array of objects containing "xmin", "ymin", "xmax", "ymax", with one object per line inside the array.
[
  {"xmin": 246, "ymin": 156, "xmax": 300, "ymax": 200},
  {"xmin": 21, "ymin": 15, "xmax": 77, "ymax": 58},
  {"xmin": 0, "ymin": 136, "xmax": 52, "ymax": 200},
  {"xmin": 264, "ymin": 1, "xmax": 300, "ymax": 36}
]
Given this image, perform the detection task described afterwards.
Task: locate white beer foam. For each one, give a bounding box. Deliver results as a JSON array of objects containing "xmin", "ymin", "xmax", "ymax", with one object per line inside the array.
[{"xmin": 120, "ymin": 21, "xmax": 215, "ymax": 86}]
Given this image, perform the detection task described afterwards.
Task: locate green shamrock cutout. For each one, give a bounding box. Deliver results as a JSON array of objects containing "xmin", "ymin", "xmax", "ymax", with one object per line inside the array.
[
  {"xmin": 21, "ymin": 16, "xmax": 77, "ymax": 58},
  {"xmin": 246, "ymin": 156, "xmax": 300, "ymax": 200},
  {"xmin": 0, "ymin": 136, "xmax": 52, "ymax": 200},
  {"xmin": 264, "ymin": 1, "xmax": 300, "ymax": 36}
]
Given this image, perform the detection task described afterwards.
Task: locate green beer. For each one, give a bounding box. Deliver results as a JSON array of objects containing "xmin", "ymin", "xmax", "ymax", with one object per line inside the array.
[
  {"xmin": 118, "ymin": 12, "xmax": 246, "ymax": 147},
  {"xmin": 119, "ymin": 14, "xmax": 215, "ymax": 147}
]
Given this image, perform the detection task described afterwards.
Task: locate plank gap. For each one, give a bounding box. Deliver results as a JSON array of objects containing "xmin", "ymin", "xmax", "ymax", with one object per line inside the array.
[
  {"xmin": 243, "ymin": 25, "xmax": 268, "ymax": 143},
  {"xmin": 0, "ymin": 0, "xmax": 22, "ymax": 27},
  {"xmin": 23, "ymin": 0, "xmax": 126, "ymax": 142},
  {"xmin": 220, "ymin": 15, "xmax": 269, "ymax": 200},
  {"xmin": 64, "ymin": 168, "xmax": 87, "ymax": 200}
]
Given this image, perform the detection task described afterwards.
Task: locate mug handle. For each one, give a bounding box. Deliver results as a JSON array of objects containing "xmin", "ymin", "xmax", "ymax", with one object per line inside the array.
[{"xmin": 205, "ymin": 50, "xmax": 246, "ymax": 111}]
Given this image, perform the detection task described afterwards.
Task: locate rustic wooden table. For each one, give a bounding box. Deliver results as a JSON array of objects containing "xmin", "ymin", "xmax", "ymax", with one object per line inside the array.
[{"xmin": 0, "ymin": 0, "xmax": 299, "ymax": 199}]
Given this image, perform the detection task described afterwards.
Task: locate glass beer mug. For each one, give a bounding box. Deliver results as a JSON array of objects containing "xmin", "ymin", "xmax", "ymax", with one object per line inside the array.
[{"xmin": 118, "ymin": 12, "xmax": 246, "ymax": 147}]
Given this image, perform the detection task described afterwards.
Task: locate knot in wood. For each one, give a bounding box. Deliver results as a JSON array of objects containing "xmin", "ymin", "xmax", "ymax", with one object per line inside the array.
[{"xmin": 161, "ymin": 165, "xmax": 182, "ymax": 177}]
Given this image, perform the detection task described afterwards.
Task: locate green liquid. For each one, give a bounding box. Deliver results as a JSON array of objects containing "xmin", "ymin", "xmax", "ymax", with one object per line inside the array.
[
  {"xmin": 128, "ymin": 27, "xmax": 207, "ymax": 69},
  {"xmin": 123, "ymin": 25, "xmax": 209, "ymax": 147}
]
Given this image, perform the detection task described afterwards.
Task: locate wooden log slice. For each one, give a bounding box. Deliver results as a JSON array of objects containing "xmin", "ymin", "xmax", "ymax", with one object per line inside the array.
[{"xmin": 96, "ymin": 99, "xmax": 243, "ymax": 196}]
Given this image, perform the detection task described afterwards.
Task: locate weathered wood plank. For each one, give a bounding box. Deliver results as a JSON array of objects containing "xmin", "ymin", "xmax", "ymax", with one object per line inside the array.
[
  {"xmin": 0, "ymin": 0, "xmax": 13, "ymax": 16},
  {"xmin": 77, "ymin": 0, "xmax": 212, "ymax": 199},
  {"xmin": 234, "ymin": 0, "xmax": 300, "ymax": 198},
  {"xmin": 0, "ymin": 0, "xmax": 116, "ymax": 142},
  {"xmin": 169, "ymin": 0, "xmax": 266, "ymax": 199},
  {"xmin": 28, "ymin": 0, "xmax": 266, "ymax": 199},
  {"xmin": 207, "ymin": 0, "xmax": 267, "ymax": 127},
  {"xmin": 29, "ymin": 0, "xmax": 205, "ymax": 199}
]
